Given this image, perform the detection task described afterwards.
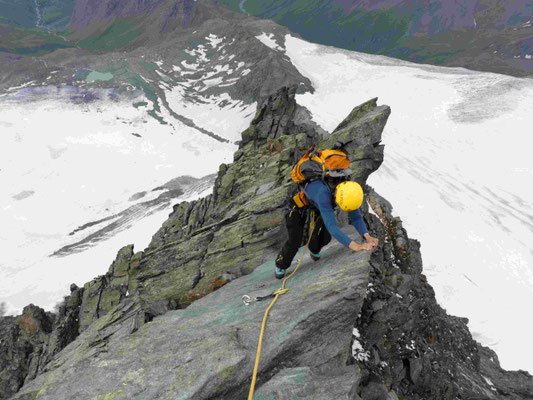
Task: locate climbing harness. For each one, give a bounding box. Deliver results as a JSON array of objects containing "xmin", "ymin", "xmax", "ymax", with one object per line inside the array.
[{"xmin": 246, "ymin": 211, "xmax": 317, "ymax": 400}]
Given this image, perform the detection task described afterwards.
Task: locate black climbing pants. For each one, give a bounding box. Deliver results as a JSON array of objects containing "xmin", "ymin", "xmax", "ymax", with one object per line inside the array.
[{"xmin": 275, "ymin": 200, "xmax": 331, "ymax": 270}]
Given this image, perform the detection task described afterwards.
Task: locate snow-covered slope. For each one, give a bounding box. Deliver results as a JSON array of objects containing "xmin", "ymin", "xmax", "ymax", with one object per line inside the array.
[
  {"xmin": 0, "ymin": 19, "xmax": 304, "ymax": 317},
  {"xmin": 282, "ymin": 35, "xmax": 533, "ymax": 373},
  {"xmin": 0, "ymin": 88, "xmax": 238, "ymax": 316}
]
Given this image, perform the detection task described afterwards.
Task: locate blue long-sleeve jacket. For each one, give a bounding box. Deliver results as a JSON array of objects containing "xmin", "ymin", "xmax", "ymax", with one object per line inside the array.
[{"xmin": 304, "ymin": 180, "xmax": 368, "ymax": 248}]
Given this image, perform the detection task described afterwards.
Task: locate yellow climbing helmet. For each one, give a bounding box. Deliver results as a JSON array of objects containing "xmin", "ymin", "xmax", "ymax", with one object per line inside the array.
[{"xmin": 335, "ymin": 181, "xmax": 364, "ymax": 211}]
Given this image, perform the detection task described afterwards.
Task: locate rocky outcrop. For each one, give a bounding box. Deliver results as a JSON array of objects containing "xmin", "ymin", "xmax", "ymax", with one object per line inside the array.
[
  {"xmin": 4, "ymin": 86, "xmax": 389, "ymax": 400},
  {"xmin": 0, "ymin": 306, "xmax": 52, "ymax": 400},
  {"xmin": 1, "ymin": 87, "xmax": 390, "ymax": 399},
  {"xmin": 239, "ymin": 85, "xmax": 325, "ymax": 149},
  {"xmin": 7, "ymin": 235, "xmax": 371, "ymax": 400},
  {"xmin": 78, "ymin": 245, "xmax": 135, "ymax": 331},
  {"xmin": 0, "ymin": 285, "xmax": 84, "ymax": 400},
  {"xmin": 347, "ymin": 187, "xmax": 533, "ymax": 399}
]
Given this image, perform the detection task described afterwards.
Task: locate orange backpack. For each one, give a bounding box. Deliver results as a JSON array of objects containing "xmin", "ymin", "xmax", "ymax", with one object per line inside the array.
[{"xmin": 290, "ymin": 146, "xmax": 351, "ymax": 208}]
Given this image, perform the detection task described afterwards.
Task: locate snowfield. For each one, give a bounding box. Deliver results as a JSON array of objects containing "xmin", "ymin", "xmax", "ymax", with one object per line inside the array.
[{"xmin": 0, "ymin": 91, "xmax": 237, "ymax": 315}]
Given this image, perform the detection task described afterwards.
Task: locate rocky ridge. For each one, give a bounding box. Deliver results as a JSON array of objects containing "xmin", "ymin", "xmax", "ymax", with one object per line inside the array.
[{"xmin": 1, "ymin": 86, "xmax": 533, "ymax": 399}]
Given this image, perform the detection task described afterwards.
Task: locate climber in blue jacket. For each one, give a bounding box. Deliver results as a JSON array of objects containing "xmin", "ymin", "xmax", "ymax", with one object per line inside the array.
[{"xmin": 274, "ymin": 180, "xmax": 378, "ymax": 279}]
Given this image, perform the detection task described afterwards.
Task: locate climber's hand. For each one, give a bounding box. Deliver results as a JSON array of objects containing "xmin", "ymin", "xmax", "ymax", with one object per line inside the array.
[
  {"xmin": 364, "ymin": 234, "xmax": 379, "ymax": 249},
  {"xmin": 349, "ymin": 241, "xmax": 374, "ymax": 252}
]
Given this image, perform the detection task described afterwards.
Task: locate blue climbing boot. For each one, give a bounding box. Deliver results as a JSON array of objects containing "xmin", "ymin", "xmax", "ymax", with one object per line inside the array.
[
  {"xmin": 275, "ymin": 266, "xmax": 286, "ymax": 279},
  {"xmin": 310, "ymin": 251, "xmax": 321, "ymax": 262}
]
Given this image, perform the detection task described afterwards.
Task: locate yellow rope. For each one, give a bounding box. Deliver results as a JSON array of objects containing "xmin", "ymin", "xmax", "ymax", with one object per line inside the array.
[{"xmin": 247, "ymin": 211, "xmax": 316, "ymax": 400}]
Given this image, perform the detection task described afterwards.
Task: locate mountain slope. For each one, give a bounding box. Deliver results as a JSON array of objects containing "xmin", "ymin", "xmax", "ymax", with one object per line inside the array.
[
  {"xmin": 0, "ymin": 0, "xmax": 76, "ymax": 30},
  {"xmin": 218, "ymin": 0, "xmax": 533, "ymax": 77},
  {"xmin": 0, "ymin": 23, "xmax": 73, "ymax": 56}
]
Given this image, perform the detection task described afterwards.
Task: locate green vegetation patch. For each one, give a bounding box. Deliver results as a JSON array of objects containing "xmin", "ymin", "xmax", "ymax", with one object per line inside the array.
[
  {"xmin": 328, "ymin": 7, "xmax": 411, "ymax": 54},
  {"xmin": 214, "ymin": 0, "xmax": 242, "ymax": 13},
  {"xmin": 77, "ymin": 20, "xmax": 141, "ymax": 51},
  {"xmin": 139, "ymin": 60, "xmax": 156, "ymax": 72},
  {"xmin": 0, "ymin": 24, "xmax": 73, "ymax": 56},
  {"xmin": 102, "ymin": 59, "xmax": 166, "ymax": 125},
  {"xmin": 86, "ymin": 71, "xmax": 114, "ymax": 83},
  {"xmin": 43, "ymin": 11, "xmax": 65, "ymax": 24}
]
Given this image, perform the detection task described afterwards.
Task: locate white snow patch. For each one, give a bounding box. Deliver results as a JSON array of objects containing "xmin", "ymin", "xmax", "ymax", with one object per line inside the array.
[
  {"xmin": 184, "ymin": 45, "xmax": 209, "ymax": 63},
  {"xmin": 206, "ymin": 34, "xmax": 224, "ymax": 48},
  {"xmin": 218, "ymin": 78, "xmax": 240, "ymax": 87},
  {"xmin": 256, "ymin": 32, "xmax": 283, "ymax": 51},
  {"xmin": 182, "ymin": 60, "xmax": 199, "ymax": 69},
  {"xmin": 155, "ymin": 70, "xmax": 170, "ymax": 80},
  {"xmin": 526, "ymin": 54, "xmax": 532, "ymax": 60},
  {"xmin": 406, "ymin": 340, "xmax": 416, "ymax": 351},
  {"xmin": 214, "ymin": 64, "xmax": 231, "ymax": 74},
  {"xmin": 351, "ymin": 339, "xmax": 370, "ymax": 362},
  {"xmin": 202, "ymin": 77, "xmax": 224, "ymax": 89},
  {"xmin": 8, "ymin": 81, "xmax": 35, "ymax": 92},
  {"xmin": 483, "ymin": 375, "xmax": 494, "ymax": 386},
  {"xmin": 483, "ymin": 376, "xmax": 497, "ymax": 391},
  {"xmin": 165, "ymin": 87, "xmax": 256, "ymax": 143}
]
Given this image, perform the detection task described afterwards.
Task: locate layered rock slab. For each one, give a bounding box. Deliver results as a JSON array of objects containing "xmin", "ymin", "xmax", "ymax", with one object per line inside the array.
[
  {"xmin": 0, "ymin": 88, "xmax": 391, "ymax": 399},
  {"xmin": 10, "ymin": 237, "xmax": 369, "ymax": 400}
]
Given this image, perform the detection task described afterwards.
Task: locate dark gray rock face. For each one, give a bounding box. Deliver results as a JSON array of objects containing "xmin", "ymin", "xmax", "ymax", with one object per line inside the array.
[
  {"xmin": 0, "ymin": 288, "xmax": 84, "ymax": 400},
  {"xmin": 68, "ymin": 0, "xmax": 166, "ymax": 30},
  {"xmin": 239, "ymin": 85, "xmax": 324, "ymax": 149},
  {"xmin": 7, "ymin": 234, "xmax": 371, "ymax": 400},
  {"xmin": 348, "ymin": 187, "xmax": 533, "ymax": 399}
]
